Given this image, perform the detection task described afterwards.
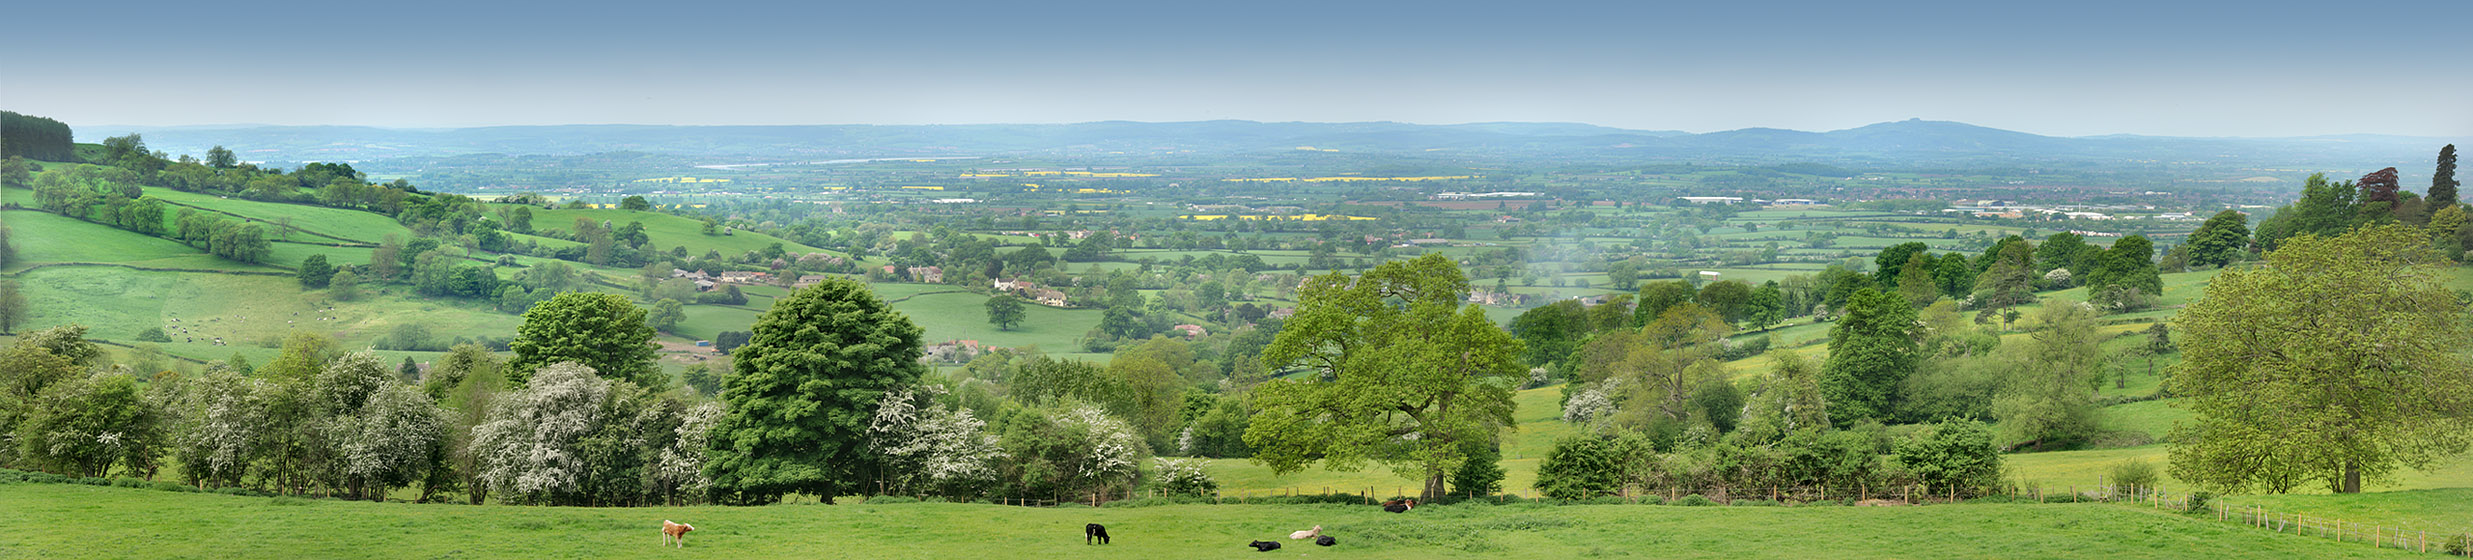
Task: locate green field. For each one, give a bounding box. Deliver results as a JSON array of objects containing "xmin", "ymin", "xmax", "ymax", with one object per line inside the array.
[
  {"xmin": 142, "ymin": 187, "xmax": 416, "ymax": 244},
  {"xmin": 0, "ymin": 483, "xmax": 2434, "ymax": 559},
  {"xmin": 0, "ymin": 211, "xmax": 280, "ymax": 272},
  {"xmin": 521, "ymin": 206, "xmax": 842, "ymax": 259}
]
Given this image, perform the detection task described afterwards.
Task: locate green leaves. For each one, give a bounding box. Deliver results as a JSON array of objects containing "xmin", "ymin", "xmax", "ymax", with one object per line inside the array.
[
  {"xmin": 704, "ymin": 277, "xmax": 923, "ymax": 504},
  {"xmin": 1246, "ymin": 254, "xmax": 1520, "ymax": 499},
  {"xmin": 2169, "ymin": 224, "xmax": 2473, "ymax": 493},
  {"xmin": 507, "ymin": 292, "xmax": 658, "ymax": 386},
  {"xmin": 1820, "ymin": 288, "xmax": 1918, "ymax": 426}
]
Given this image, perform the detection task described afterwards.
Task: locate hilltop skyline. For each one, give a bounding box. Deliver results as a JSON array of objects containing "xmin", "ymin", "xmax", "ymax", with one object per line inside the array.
[{"xmin": 7, "ymin": 0, "xmax": 2469, "ymax": 137}]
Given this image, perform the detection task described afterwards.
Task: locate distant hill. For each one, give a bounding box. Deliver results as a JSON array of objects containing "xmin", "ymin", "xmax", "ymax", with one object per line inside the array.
[{"xmin": 82, "ymin": 119, "xmax": 2467, "ymax": 170}]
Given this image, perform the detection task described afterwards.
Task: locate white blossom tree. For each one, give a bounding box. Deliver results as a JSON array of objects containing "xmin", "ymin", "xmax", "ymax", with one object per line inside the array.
[
  {"xmin": 868, "ymin": 388, "xmax": 1005, "ymax": 498},
  {"xmin": 470, "ymin": 362, "xmax": 610, "ymax": 504},
  {"xmin": 169, "ymin": 365, "xmax": 270, "ymax": 488},
  {"xmin": 337, "ymin": 383, "xmax": 446, "ymax": 501},
  {"xmin": 652, "ymin": 402, "xmax": 722, "ymax": 505}
]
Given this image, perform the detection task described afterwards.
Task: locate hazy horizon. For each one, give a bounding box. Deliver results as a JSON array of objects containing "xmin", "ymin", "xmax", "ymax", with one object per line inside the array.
[{"xmin": 11, "ymin": 1, "xmax": 2470, "ymax": 138}]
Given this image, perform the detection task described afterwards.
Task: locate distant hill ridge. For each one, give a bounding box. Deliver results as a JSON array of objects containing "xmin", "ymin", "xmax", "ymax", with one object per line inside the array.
[{"xmin": 76, "ymin": 118, "xmax": 2467, "ymax": 168}]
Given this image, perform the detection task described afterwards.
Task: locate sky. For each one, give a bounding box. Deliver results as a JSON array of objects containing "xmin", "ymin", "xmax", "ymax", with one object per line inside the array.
[{"xmin": 5, "ymin": 0, "xmax": 2468, "ymax": 137}]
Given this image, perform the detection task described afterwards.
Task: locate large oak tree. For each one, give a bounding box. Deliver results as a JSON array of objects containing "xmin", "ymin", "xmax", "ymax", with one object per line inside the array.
[
  {"xmin": 1246, "ymin": 253, "xmax": 1521, "ymax": 500},
  {"xmin": 2169, "ymin": 224, "xmax": 2473, "ymax": 493}
]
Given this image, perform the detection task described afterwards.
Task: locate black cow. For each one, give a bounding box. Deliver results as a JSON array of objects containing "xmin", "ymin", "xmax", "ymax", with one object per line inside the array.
[
  {"xmin": 1248, "ymin": 540, "xmax": 1282, "ymax": 552},
  {"xmin": 1085, "ymin": 523, "xmax": 1110, "ymax": 545},
  {"xmin": 1316, "ymin": 535, "xmax": 1337, "ymax": 547}
]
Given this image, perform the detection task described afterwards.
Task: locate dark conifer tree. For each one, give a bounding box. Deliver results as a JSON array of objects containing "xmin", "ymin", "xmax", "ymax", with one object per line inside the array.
[{"xmin": 2432, "ymin": 145, "xmax": 2460, "ymax": 210}]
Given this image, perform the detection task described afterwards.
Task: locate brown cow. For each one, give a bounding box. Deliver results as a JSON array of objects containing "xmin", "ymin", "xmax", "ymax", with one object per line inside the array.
[{"xmin": 662, "ymin": 520, "xmax": 695, "ymax": 548}]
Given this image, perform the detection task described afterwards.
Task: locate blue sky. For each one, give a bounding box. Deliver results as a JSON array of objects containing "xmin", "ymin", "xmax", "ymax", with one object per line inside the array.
[{"xmin": 6, "ymin": 0, "xmax": 2467, "ymax": 136}]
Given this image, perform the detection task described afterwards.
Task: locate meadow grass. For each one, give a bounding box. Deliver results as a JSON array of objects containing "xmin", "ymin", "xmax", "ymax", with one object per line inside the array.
[
  {"xmin": 142, "ymin": 187, "xmax": 417, "ymax": 244},
  {"xmin": 0, "ymin": 483, "xmax": 2429, "ymax": 559},
  {"xmin": 0, "ymin": 211, "xmax": 277, "ymax": 272},
  {"xmin": 520, "ymin": 206, "xmax": 839, "ymax": 259}
]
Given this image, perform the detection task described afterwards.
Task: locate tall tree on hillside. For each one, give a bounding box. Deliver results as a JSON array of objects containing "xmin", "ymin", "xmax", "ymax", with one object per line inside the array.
[
  {"xmin": 2255, "ymin": 173, "xmax": 2357, "ymax": 251},
  {"xmin": 1895, "ymin": 251, "xmax": 1939, "ymax": 308},
  {"xmin": 0, "ymin": 280, "xmax": 26, "ymax": 333},
  {"xmin": 1931, "ymin": 252, "xmax": 1975, "ymax": 299},
  {"xmin": 1819, "ymin": 288, "xmax": 1917, "ymax": 426},
  {"xmin": 706, "ymin": 277, "xmax": 924, "ymax": 504},
  {"xmin": 0, "ymin": 156, "xmax": 30, "ymax": 189},
  {"xmin": 2433, "ymin": 145, "xmax": 2461, "ymax": 210},
  {"xmin": 1510, "ymin": 299, "xmax": 1587, "ymax": 368},
  {"xmin": 2184, "ymin": 210, "xmax": 2252, "ymax": 268},
  {"xmin": 507, "ymin": 292, "xmax": 658, "ymax": 386},
  {"xmin": 984, "ymin": 294, "xmax": 1025, "ymax": 331},
  {"xmin": 1695, "ymin": 279, "xmax": 1753, "ymax": 324},
  {"xmin": 1989, "ymin": 302, "xmax": 2103, "ymax": 450},
  {"xmin": 297, "ymin": 254, "xmax": 335, "ymax": 289},
  {"xmin": 2170, "ymin": 224, "xmax": 2473, "ymax": 494},
  {"xmin": 0, "ymin": 220, "xmax": 15, "ymax": 269},
  {"xmin": 1633, "ymin": 280, "xmax": 1697, "ymax": 327},
  {"xmin": 2083, "ymin": 235, "xmax": 2161, "ymax": 296},
  {"xmin": 1248, "ymin": 253, "xmax": 1521, "ymax": 501},
  {"xmin": 2035, "ymin": 233, "xmax": 2096, "ymax": 275},
  {"xmin": 620, "ymin": 195, "xmax": 651, "ymax": 211},
  {"xmin": 2356, "ymin": 167, "xmax": 2403, "ymax": 222},
  {"xmin": 205, "ymin": 146, "xmax": 237, "ymax": 169},
  {"xmin": 1873, "ymin": 242, "xmax": 1930, "ymax": 286},
  {"xmin": 1970, "ymin": 238, "xmax": 2036, "ymax": 309}
]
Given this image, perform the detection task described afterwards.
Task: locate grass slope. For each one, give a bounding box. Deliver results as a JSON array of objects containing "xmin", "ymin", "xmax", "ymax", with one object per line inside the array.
[
  {"xmin": 0, "ymin": 483, "xmax": 2427, "ymax": 560},
  {"xmin": 519, "ymin": 206, "xmax": 840, "ymax": 259}
]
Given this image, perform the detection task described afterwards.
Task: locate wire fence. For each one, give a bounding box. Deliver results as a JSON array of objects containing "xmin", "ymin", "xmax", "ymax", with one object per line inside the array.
[
  {"xmin": 2090, "ymin": 482, "xmax": 2471, "ymax": 557},
  {"xmin": 865, "ymin": 479, "xmax": 2471, "ymax": 557}
]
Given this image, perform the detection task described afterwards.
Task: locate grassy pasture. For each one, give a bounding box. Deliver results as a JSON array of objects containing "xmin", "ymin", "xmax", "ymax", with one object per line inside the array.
[
  {"xmin": 1, "ymin": 211, "xmax": 278, "ymax": 272},
  {"xmin": 0, "ymin": 483, "xmax": 2430, "ymax": 559},
  {"xmin": 519, "ymin": 206, "xmax": 840, "ymax": 259},
  {"xmin": 142, "ymin": 187, "xmax": 416, "ymax": 244}
]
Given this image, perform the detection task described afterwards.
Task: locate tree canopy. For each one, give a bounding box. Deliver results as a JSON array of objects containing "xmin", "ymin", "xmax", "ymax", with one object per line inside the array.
[
  {"xmin": 1247, "ymin": 253, "xmax": 1521, "ymax": 500},
  {"xmin": 507, "ymin": 292, "xmax": 659, "ymax": 386},
  {"xmin": 2169, "ymin": 224, "xmax": 2473, "ymax": 493},
  {"xmin": 705, "ymin": 277, "xmax": 926, "ymax": 504}
]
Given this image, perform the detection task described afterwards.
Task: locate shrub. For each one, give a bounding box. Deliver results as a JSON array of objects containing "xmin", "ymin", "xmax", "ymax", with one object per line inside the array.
[
  {"xmin": 1892, "ymin": 420, "xmax": 2004, "ymax": 491},
  {"xmin": 1731, "ymin": 499, "xmax": 1781, "ymax": 507},
  {"xmin": 866, "ymin": 496, "xmax": 921, "ymax": 504},
  {"xmin": 1672, "ymin": 494, "xmax": 1717, "ymax": 506},
  {"xmin": 1151, "ymin": 458, "xmax": 1218, "ymax": 497},
  {"xmin": 1578, "ymin": 496, "xmax": 1630, "ymax": 505},
  {"xmin": 2183, "ymin": 491, "xmax": 2213, "ymax": 514},
  {"xmin": 111, "ymin": 477, "xmax": 148, "ymax": 488},
  {"xmin": 1535, "ymin": 435, "xmax": 1626, "ymax": 501},
  {"xmin": 76, "ymin": 477, "xmax": 110, "ymax": 486},
  {"xmin": 2443, "ymin": 534, "xmax": 2470, "ymax": 556},
  {"xmin": 149, "ymin": 481, "xmax": 189, "ymax": 492},
  {"xmin": 2108, "ymin": 459, "xmax": 2157, "ymax": 499}
]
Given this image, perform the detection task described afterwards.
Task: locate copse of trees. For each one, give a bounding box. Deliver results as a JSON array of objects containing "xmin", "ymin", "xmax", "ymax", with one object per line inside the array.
[{"xmin": 0, "ymin": 111, "xmax": 74, "ymax": 162}]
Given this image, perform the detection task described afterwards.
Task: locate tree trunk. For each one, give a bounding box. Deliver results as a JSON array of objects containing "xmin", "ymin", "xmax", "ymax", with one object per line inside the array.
[
  {"xmin": 1422, "ymin": 472, "xmax": 1447, "ymax": 502},
  {"xmin": 2341, "ymin": 462, "xmax": 2361, "ymax": 494}
]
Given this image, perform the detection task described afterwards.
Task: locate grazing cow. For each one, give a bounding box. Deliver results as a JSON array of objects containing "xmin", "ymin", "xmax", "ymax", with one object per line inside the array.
[
  {"xmin": 1382, "ymin": 498, "xmax": 1416, "ymax": 513},
  {"xmin": 661, "ymin": 520, "xmax": 694, "ymax": 548},
  {"xmin": 1287, "ymin": 525, "xmax": 1321, "ymax": 540},
  {"xmin": 1085, "ymin": 523, "xmax": 1110, "ymax": 545},
  {"xmin": 1316, "ymin": 535, "xmax": 1337, "ymax": 547},
  {"xmin": 1248, "ymin": 540, "xmax": 1282, "ymax": 552}
]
